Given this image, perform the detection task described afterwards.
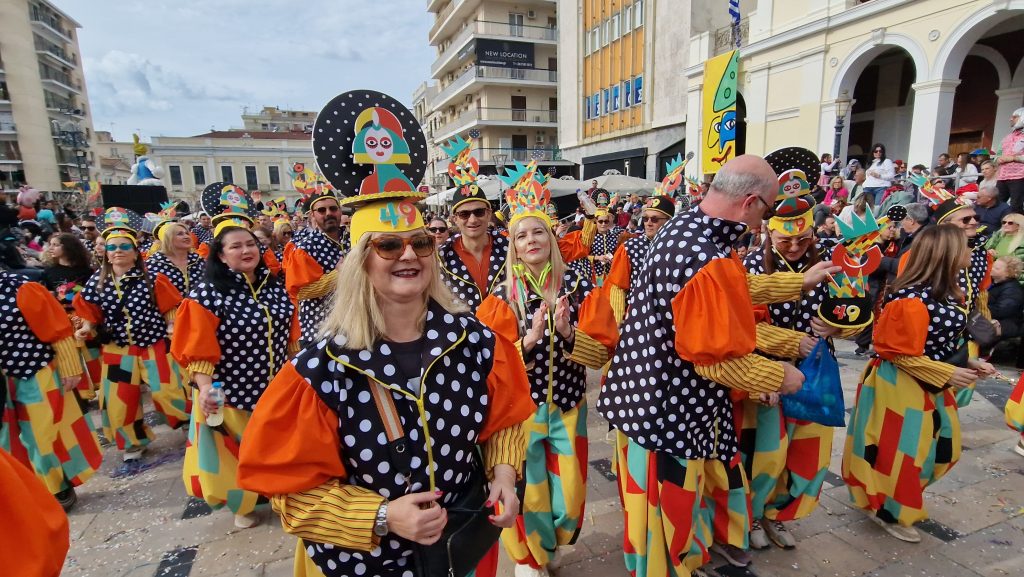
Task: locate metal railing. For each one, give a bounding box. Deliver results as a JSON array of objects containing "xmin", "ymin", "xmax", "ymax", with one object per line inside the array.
[
  {"xmin": 473, "ymin": 147, "xmax": 563, "ymax": 162},
  {"xmin": 30, "ymin": 11, "xmax": 72, "ymax": 41},
  {"xmin": 433, "ymin": 20, "xmax": 557, "ymax": 76},
  {"xmin": 435, "ymin": 65, "xmax": 557, "ymax": 105},
  {"xmin": 437, "ymin": 107, "xmax": 557, "ymax": 138},
  {"xmin": 430, "ymin": 0, "xmax": 466, "ymax": 40}
]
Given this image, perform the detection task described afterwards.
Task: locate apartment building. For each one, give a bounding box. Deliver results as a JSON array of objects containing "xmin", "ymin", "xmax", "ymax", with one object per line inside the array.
[
  {"xmin": 426, "ymin": 0, "xmax": 576, "ymax": 184},
  {"xmin": 241, "ymin": 106, "xmax": 317, "ymax": 133},
  {"xmin": 0, "ymin": 0, "xmax": 96, "ymax": 192}
]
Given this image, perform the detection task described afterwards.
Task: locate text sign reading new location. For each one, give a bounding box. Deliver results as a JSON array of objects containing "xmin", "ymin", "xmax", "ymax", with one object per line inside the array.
[{"xmin": 475, "ymin": 39, "xmax": 535, "ymax": 69}]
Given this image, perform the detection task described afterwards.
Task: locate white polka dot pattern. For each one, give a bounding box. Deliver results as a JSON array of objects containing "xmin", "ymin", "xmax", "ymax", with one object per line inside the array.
[
  {"xmin": 187, "ymin": 272, "xmax": 294, "ymax": 411},
  {"xmin": 191, "ymin": 225, "xmax": 213, "ymax": 246},
  {"xmin": 491, "ymin": 270, "xmax": 593, "ymax": 411},
  {"xmin": 743, "ymin": 239, "xmax": 838, "ymax": 337},
  {"xmin": 291, "ymin": 228, "xmax": 348, "ymax": 342},
  {"xmin": 884, "ymin": 287, "xmax": 967, "ymax": 360},
  {"xmin": 597, "ymin": 207, "xmax": 747, "ymax": 461},
  {"xmin": 437, "ymin": 230, "xmax": 508, "ymax": 311},
  {"xmin": 297, "ymin": 300, "xmax": 496, "ymax": 575},
  {"xmin": 147, "ymin": 252, "xmax": 205, "ymax": 296},
  {"xmin": 960, "ymin": 240, "xmax": 989, "ymax": 312},
  {"xmin": 80, "ymin": 267, "xmax": 170, "ymax": 348},
  {"xmin": 0, "ymin": 272, "xmax": 56, "ymax": 378},
  {"xmin": 622, "ymin": 234, "xmax": 652, "ymax": 298}
]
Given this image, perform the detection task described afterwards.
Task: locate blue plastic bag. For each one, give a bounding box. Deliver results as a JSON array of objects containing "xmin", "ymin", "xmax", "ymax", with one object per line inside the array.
[{"xmin": 781, "ymin": 339, "xmax": 846, "ymax": 427}]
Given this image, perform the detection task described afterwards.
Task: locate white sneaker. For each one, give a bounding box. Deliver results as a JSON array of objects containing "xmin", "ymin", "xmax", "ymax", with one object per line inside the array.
[
  {"xmin": 1014, "ymin": 438, "xmax": 1024, "ymax": 458},
  {"xmin": 513, "ymin": 564, "xmax": 549, "ymax": 577},
  {"xmin": 123, "ymin": 447, "xmax": 145, "ymax": 461},
  {"xmin": 869, "ymin": 514, "xmax": 921, "ymax": 543},
  {"xmin": 749, "ymin": 519, "xmax": 770, "ymax": 550},
  {"xmin": 234, "ymin": 513, "xmax": 261, "ymax": 529},
  {"xmin": 762, "ymin": 520, "xmax": 797, "ymax": 549}
]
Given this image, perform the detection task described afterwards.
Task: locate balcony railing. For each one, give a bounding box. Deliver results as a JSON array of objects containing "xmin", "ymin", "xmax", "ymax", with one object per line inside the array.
[
  {"xmin": 436, "ymin": 65, "xmax": 557, "ymax": 105},
  {"xmin": 35, "ymin": 43, "xmax": 76, "ymax": 67},
  {"xmin": 0, "ymin": 122, "xmax": 16, "ymax": 132},
  {"xmin": 30, "ymin": 11, "xmax": 72, "ymax": 42},
  {"xmin": 433, "ymin": 20, "xmax": 558, "ymax": 76},
  {"xmin": 429, "ymin": 0, "xmax": 466, "ymax": 40},
  {"xmin": 437, "ymin": 107, "xmax": 558, "ymax": 139},
  {"xmin": 474, "ymin": 147, "xmax": 564, "ymax": 162}
]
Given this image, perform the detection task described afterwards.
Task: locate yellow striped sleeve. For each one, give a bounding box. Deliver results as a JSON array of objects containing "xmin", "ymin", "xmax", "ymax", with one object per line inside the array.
[
  {"xmin": 188, "ymin": 360, "xmax": 216, "ymax": 376},
  {"xmin": 837, "ymin": 326, "xmax": 864, "ymax": 339},
  {"xmin": 484, "ymin": 423, "xmax": 525, "ymax": 480},
  {"xmin": 976, "ymin": 291, "xmax": 991, "ymax": 320},
  {"xmin": 610, "ymin": 285, "xmax": 626, "ymax": 325},
  {"xmin": 693, "ymin": 354, "xmax": 783, "ymax": 394},
  {"xmin": 579, "ymin": 218, "xmax": 596, "ymax": 247},
  {"xmin": 297, "ymin": 268, "xmax": 339, "ymax": 301},
  {"xmin": 746, "ymin": 272, "xmax": 803, "ymax": 305},
  {"xmin": 164, "ymin": 307, "xmax": 178, "ymax": 325},
  {"xmin": 52, "ymin": 336, "xmax": 83, "ymax": 378},
  {"xmin": 755, "ymin": 323, "xmax": 804, "ymax": 360},
  {"xmin": 270, "ymin": 480, "xmax": 385, "ymax": 552},
  {"xmin": 567, "ymin": 330, "xmax": 610, "ymax": 369},
  {"xmin": 890, "ymin": 355, "xmax": 957, "ymax": 390},
  {"xmin": 288, "ymin": 341, "xmax": 301, "ymax": 356}
]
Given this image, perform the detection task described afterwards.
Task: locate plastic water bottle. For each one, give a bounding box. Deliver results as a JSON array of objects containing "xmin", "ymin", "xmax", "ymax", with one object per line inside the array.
[{"xmin": 206, "ymin": 382, "xmax": 225, "ymax": 426}]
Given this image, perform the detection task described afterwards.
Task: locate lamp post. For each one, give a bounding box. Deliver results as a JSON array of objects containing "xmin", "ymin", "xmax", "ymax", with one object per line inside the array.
[
  {"xmin": 493, "ymin": 153, "xmax": 508, "ymax": 209},
  {"xmin": 832, "ymin": 90, "xmax": 852, "ymax": 176}
]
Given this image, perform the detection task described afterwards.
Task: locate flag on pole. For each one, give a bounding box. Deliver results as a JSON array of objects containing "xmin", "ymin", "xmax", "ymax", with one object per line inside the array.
[{"xmin": 729, "ymin": 0, "xmax": 741, "ymax": 47}]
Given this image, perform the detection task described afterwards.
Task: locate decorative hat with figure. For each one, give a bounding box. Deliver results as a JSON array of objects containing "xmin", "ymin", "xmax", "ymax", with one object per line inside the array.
[
  {"xmin": 98, "ymin": 206, "xmax": 146, "ymax": 240},
  {"xmin": 649, "ymin": 152, "xmax": 697, "ymax": 219},
  {"xmin": 442, "ymin": 134, "xmax": 488, "ymax": 211},
  {"xmin": 312, "ymin": 90, "xmax": 428, "ymax": 242},
  {"xmin": 200, "ymin": 182, "xmax": 259, "ymax": 237},
  {"xmin": 289, "ymin": 161, "xmax": 337, "ymax": 212},
  {"xmin": 145, "ymin": 201, "xmax": 181, "ymax": 239},
  {"xmin": 817, "ymin": 209, "xmax": 892, "ymax": 329},
  {"xmin": 909, "ymin": 173, "xmax": 968, "ymax": 225},
  {"xmin": 502, "ymin": 160, "xmax": 552, "ymax": 229},
  {"xmin": 765, "ymin": 146, "xmax": 820, "ymax": 237}
]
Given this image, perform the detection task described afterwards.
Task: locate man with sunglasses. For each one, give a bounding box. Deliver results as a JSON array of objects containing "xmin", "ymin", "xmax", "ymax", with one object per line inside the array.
[
  {"xmin": 426, "ymin": 217, "xmax": 450, "ymax": 248},
  {"xmin": 606, "ymin": 195, "xmax": 674, "ymax": 311},
  {"xmin": 79, "ymin": 215, "xmax": 100, "ymax": 254},
  {"xmin": 284, "ymin": 190, "xmax": 350, "ymax": 344},
  {"xmin": 438, "ymin": 193, "xmax": 506, "ymax": 310}
]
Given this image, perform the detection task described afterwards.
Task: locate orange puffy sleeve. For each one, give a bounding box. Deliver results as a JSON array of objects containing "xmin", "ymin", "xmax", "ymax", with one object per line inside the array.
[
  {"xmin": 72, "ymin": 291, "xmax": 103, "ymax": 325},
  {"xmin": 263, "ymin": 250, "xmax": 282, "ymax": 276},
  {"xmin": 17, "ymin": 281, "xmax": 73, "ymax": 343},
  {"xmin": 557, "ymin": 230, "xmax": 590, "ymax": 264},
  {"xmin": 153, "ymin": 273, "xmax": 183, "ymax": 314},
  {"xmin": 575, "ymin": 284, "xmax": 619, "ymax": 352},
  {"xmin": 873, "ymin": 297, "xmax": 928, "ymax": 359},
  {"xmin": 896, "ymin": 250, "xmax": 911, "ymax": 276},
  {"xmin": 479, "ymin": 330, "xmax": 533, "ymax": 442},
  {"xmin": 980, "ymin": 250, "xmax": 993, "ymax": 291},
  {"xmin": 171, "ymin": 299, "xmax": 222, "ymax": 372},
  {"xmin": 288, "ymin": 306, "xmax": 301, "ymax": 351},
  {"xmin": 190, "ymin": 232, "xmax": 199, "ymax": 249},
  {"xmin": 197, "ymin": 242, "xmax": 210, "ymax": 259},
  {"xmin": 476, "ymin": 295, "xmax": 521, "ymax": 344},
  {"xmin": 0, "ymin": 450, "xmax": 69, "ymax": 577},
  {"xmin": 606, "ymin": 243, "xmax": 632, "ymax": 290},
  {"xmin": 237, "ymin": 362, "xmax": 347, "ymax": 495},
  {"xmin": 284, "ymin": 247, "xmax": 326, "ymax": 300}
]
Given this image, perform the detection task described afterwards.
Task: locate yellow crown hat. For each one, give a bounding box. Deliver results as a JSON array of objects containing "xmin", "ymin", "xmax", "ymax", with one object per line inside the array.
[{"xmin": 501, "ymin": 161, "xmax": 552, "ymax": 229}]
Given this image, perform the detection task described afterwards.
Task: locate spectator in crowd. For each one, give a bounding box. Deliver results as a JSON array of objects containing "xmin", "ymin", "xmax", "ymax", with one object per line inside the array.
[
  {"xmin": 819, "ymin": 153, "xmax": 841, "ymax": 183},
  {"xmin": 40, "ymin": 233, "xmax": 93, "ymax": 294},
  {"xmin": 893, "ymin": 160, "xmax": 907, "ymax": 183},
  {"xmin": 979, "ymin": 159, "xmax": 998, "ymax": 188},
  {"xmin": 988, "ymin": 256, "xmax": 1024, "ymax": 342},
  {"xmin": 996, "ymin": 107, "xmax": 1024, "ymax": 213},
  {"xmin": 986, "ymin": 213, "xmax": 1024, "ymax": 275},
  {"xmin": 817, "ymin": 215, "xmax": 838, "ymax": 239},
  {"xmin": 878, "ymin": 183, "xmax": 915, "ymax": 216},
  {"xmin": 823, "ymin": 175, "xmax": 849, "ymax": 206},
  {"xmin": 253, "ymin": 227, "xmax": 273, "ymax": 249},
  {"xmin": 863, "ymin": 143, "xmax": 896, "ymax": 206},
  {"xmin": 956, "ymin": 152, "xmax": 980, "ymax": 185},
  {"xmin": 839, "ymin": 189, "xmax": 872, "ymax": 226},
  {"xmin": 845, "ymin": 168, "xmax": 867, "ymax": 206},
  {"xmin": 841, "ymin": 158, "xmax": 862, "ymax": 180},
  {"xmin": 427, "ymin": 216, "xmax": 450, "ymax": 248},
  {"xmin": 935, "ymin": 152, "xmax": 957, "ymax": 176},
  {"xmin": 974, "ymin": 184, "xmax": 1012, "ymax": 233}
]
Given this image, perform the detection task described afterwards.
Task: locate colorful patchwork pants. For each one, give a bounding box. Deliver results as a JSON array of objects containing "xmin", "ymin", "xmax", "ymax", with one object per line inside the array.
[
  {"xmin": 501, "ymin": 400, "xmax": 588, "ymax": 568},
  {"xmin": 739, "ymin": 400, "xmax": 832, "ymax": 522},
  {"xmin": 183, "ymin": 402, "xmax": 262, "ymax": 515},
  {"xmin": 614, "ymin": 431, "xmax": 707, "ymax": 577},
  {"xmin": 99, "ymin": 340, "xmax": 187, "ymax": 451},
  {"xmin": 843, "ymin": 359, "xmax": 960, "ymax": 527},
  {"xmin": 701, "ymin": 458, "xmax": 751, "ymax": 549},
  {"xmin": 2, "ymin": 362, "xmax": 103, "ymax": 494}
]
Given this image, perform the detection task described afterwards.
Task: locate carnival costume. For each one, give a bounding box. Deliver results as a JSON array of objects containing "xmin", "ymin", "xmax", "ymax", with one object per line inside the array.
[
  {"xmin": 72, "ymin": 207, "xmax": 189, "ymax": 456},
  {"xmin": 237, "ymin": 89, "xmax": 534, "ymax": 577}
]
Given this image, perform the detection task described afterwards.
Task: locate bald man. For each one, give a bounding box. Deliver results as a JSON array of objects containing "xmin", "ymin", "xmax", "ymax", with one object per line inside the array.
[{"xmin": 597, "ymin": 155, "xmax": 839, "ymax": 577}]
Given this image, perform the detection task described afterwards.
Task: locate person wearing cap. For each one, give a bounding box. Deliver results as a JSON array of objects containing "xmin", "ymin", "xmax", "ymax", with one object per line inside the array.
[
  {"xmin": 739, "ymin": 157, "xmax": 862, "ymax": 553},
  {"xmin": 475, "ymin": 162, "xmax": 612, "ymax": 577},
  {"xmin": 72, "ymin": 207, "xmax": 189, "ymax": 462},
  {"xmin": 284, "ymin": 189, "xmax": 348, "ymax": 344},
  {"xmin": 0, "ymin": 269, "xmax": 103, "ymax": 511},
  {"xmin": 843, "ymin": 225, "xmax": 993, "ymax": 542},
  {"xmin": 172, "ymin": 218, "xmax": 300, "ymax": 530},
  {"xmin": 606, "ymin": 195, "xmax": 675, "ymax": 311},
  {"xmin": 995, "ymin": 107, "xmax": 1024, "ymax": 212},
  {"xmin": 566, "ymin": 193, "xmax": 628, "ymax": 288},
  {"xmin": 147, "ymin": 219, "xmax": 205, "ymax": 296},
  {"xmin": 597, "ymin": 155, "xmax": 839, "ymax": 577}
]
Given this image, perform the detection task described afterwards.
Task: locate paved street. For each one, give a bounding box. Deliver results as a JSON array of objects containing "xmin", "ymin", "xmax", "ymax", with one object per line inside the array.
[{"xmin": 61, "ymin": 340, "xmax": 1024, "ymax": 577}]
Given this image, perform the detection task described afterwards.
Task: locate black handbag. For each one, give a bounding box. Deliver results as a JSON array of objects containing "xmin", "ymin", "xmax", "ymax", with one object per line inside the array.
[
  {"xmin": 966, "ymin": 310, "xmax": 999, "ymax": 349},
  {"xmin": 367, "ymin": 380, "xmax": 501, "ymax": 577}
]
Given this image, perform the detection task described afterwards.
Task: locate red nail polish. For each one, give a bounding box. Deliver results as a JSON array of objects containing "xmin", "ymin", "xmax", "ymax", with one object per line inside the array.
[{"xmin": 484, "ymin": 500, "xmax": 492, "ymax": 507}]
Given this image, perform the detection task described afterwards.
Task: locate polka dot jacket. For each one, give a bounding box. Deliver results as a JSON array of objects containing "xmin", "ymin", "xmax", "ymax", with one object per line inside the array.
[
  {"xmin": 960, "ymin": 239, "xmax": 991, "ymax": 312},
  {"xmin": 297, "ymin": 303, "xmax": 497, "ymax": 575},
  {"xmin": 597, "ymin": 207, "xmax": 747, "ymax": 460},
  {"xmin": 146, "ymin": 251, "xmax": 206, "ymax": 296},
  {"xmin": 569, "ymin": 228, "xmax": 623, "ymax": 284},
  {"xmin": 290, "ymin": 228, "xmax": 348, "ymax": 341},
  {"xmin": 77, "ymin": 267, "xmax": 176, "ymax": 348},
  {"xmin": 743, "ymin": 239, "xmax": 838, "ymax": 337},
  {"xmin": 621, "ymin": 234, "xmax": 652, "ymax": 298},
  {"xmin": 487, "ymin": 270, "xmax": 594, "ymax": 411},
  {"xmin": 177, "ymin": 271, "xmax": 295, "ymax": 411},
  {"xmin": 437, "ymin": 230, "xmax": 508, "ymax": 311},
  {"xmin": 0, "ymin": 273, "xmax": 58, "ymax": 379},
  {"xmin": 191, "ymin": 225, "xmax": 213, "ymax": 246},
  {"xmin": 883, "ymin": 286, "xmax": 967, "ymax": 361}
]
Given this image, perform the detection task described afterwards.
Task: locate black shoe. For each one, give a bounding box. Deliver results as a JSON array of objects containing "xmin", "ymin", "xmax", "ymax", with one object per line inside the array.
[
  {"xmin": 55, "ymin": 486, "xmax": 77, "ymax": 512},
  {"xmin": 854, "ymin": 346, "xmax": 869, "ymax": 356}
]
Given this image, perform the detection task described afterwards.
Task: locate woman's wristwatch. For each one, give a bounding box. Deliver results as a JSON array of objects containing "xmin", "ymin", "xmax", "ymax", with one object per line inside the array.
[{"xmin": 373, "ymin": 501, "xmax": 389, "ymax": 537}]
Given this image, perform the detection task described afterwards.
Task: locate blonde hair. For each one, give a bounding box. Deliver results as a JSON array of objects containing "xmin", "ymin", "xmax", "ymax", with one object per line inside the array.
[
  {"xmin": 892, "ymin": 225, "xmax": 968, "ymax": 302},
  {"xmin": 501, "ymin": 215, "xmax": 567, "ymax": 333},
  {"xmin": 1001, "ymin": 213, "xmax": 1024, "ymax": 254},
  {"xmin": 318, "ymin": 233, "xmax": 466, "ymax": 350},
  {"xmin": 998, "ymin": 255, "xmax": 1023, "ymax": 280},
  {"xmin": 157, "ymin": 222, "xmax": 190, "ymax": 258}
]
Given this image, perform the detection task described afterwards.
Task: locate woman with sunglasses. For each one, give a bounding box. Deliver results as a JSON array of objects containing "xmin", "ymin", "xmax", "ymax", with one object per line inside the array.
[
  {"xmin": 427, "ymin": 216, "xmax": 450, "ymax": 248},
  {"xmin": 863, "ymin": 143, "xmax": 895, "ymax": 205},
  {"xmin": 843, "ymin": 226, "xmax": 993, "ymax": 542},
  {"xmin": 172, "ymin": 221, "xmax": 299, "ymax": 529},
  {"xmin": 72, "ymin": 207, "xmax": 189, "ymax": 462},
  {"xmin": 985, "ymin": 213, "xmax": 1024, "ymax": 281},
  {"xmin": 476, "ymin": 171, "xmax": 612, "ymax": 577},
  {"xmin": 271, "ymin": 218, "xmax": 294, "ymax": 265}
]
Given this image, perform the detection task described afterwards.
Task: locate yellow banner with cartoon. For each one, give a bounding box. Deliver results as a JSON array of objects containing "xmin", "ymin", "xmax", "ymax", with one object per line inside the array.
[{"xmin": 702, "ymin": 50, "xmax": 739, "ymax": 175}]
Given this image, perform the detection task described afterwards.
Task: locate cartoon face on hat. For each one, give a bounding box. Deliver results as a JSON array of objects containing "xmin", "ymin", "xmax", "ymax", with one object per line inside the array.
[
  {"xmin": 777, "ymin": 169, "xmax": 811, "ymax": 201},
  {"xmin": 219, "ymin": 185, "xmax": 249, "ymax": 213}
]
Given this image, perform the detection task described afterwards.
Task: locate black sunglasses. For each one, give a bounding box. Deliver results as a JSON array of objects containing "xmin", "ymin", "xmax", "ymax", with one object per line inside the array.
[
  {"xmin": 369, "ymin": 234, "xmax": 435, "ymax": 260},
  {"xmin": 427, "ymin": 226, "xmax": 448, "ymax": 233},
  {"xmin": 958, "ymin": 215, "xmax": 978, "ymax": 225},
  {"xmin": 748, "ymin": 194, "xmax": 776, "ymax": 218},
  {"xmin": 641, "ymin": 216, "xmax": 666, "ymax": 223},
  {"xmin": 315, "ymin": 205, "xmax": 340, "ymax": 215},
  {"xmin": 1002, "ymin": 220, "xmax": 1018, "ymax": 226},
  {"xmin": 454, "ymin": 207, "xmax": 489, "ymax": 220}
]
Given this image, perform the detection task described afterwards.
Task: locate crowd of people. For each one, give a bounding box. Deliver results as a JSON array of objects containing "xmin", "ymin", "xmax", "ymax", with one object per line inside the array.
[{"xmin": 1, "ymin": 98, "xmax": 1023, "ymax": 577}]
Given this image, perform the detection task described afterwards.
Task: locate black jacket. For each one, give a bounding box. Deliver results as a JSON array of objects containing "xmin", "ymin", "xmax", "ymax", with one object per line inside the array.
[{"xmin": 988, "ymin": 278, "xmax": 1024, "ymax": 339}]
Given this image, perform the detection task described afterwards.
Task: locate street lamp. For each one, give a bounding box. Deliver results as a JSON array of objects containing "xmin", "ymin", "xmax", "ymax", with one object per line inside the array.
[
  {"xmin": 832, "ymin": 90, "xmax": 852, "ymax": 174},
  {"xmin": 493, "ymin": 152, "xmax": 508, "ymax": 207}
]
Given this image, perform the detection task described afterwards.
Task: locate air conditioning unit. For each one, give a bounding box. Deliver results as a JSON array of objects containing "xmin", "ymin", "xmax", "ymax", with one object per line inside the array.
[
  {"xmin": 527, "ymin": 10, "xmax": 536, "ymax": 19},
  {"xmin": 535, "ymin": 133, "xmax": 545, "ymax": 144}
]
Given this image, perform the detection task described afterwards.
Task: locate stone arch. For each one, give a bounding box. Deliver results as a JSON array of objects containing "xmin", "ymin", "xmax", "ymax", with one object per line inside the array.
[
  {"xmin": 1014, "ymin": 56, "xmax": 1024, "ymax": 89},
  {"xmin": 932, "ymin": 0, "xmax": 1024, "ymax": 81},
  {"xmin": 967, "ymin": 45, "xmax": 1012, "ymax": 89},
  {"xmin": 829, "ymin": 33, "xmax": 929, "ymax": 100}
]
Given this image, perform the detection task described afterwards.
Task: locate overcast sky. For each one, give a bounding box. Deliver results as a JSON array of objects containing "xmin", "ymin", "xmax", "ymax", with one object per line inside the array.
[{"xmin": 54, "ymin": 0, "xmax": 435, "ymax": 142}]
